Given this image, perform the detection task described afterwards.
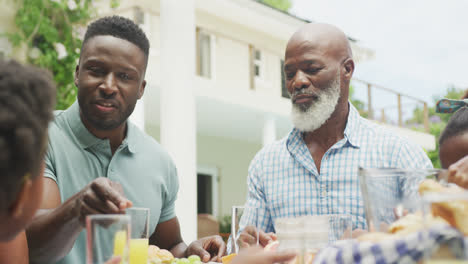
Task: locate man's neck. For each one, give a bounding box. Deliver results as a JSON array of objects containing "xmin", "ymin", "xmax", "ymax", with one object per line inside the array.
[
  {"xmin": 79, "ymin": 113, "xmax": 127, "ymax": 155},
  {"xmin": 303, "ymin": 102, "xmax": 349, "ymax": 150}
]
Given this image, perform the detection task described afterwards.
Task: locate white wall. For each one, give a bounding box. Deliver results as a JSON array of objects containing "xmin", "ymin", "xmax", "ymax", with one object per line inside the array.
[{"xmin": 146, "ymin": 124, "xmax": 261, "ymax": 217}]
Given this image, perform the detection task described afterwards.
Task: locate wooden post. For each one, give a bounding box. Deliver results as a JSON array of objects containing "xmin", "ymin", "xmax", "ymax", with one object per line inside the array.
[
  {"xmin": 423, "ymin": 102, "xmax": 429, "ymax": 132},
  {"xmin": 397, "ymin": 94, "xmax": 402, "ymax": 127},
  {"xmin": 367, "ymin": 83, "xmax": 373, "ymax": 119},
  {"xmin": 381, "ymin": 109, "xmax": 386, "ymax": 123}
]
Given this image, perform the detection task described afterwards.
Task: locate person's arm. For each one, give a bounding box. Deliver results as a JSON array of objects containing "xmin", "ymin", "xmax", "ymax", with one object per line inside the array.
[
  {"xmin": 0, "ymin": 231, "xmax": 29, "ymax": 264},
  {"xmin": 27, "ymin": 178, "xmax": 132, "ymax": 264},
  {"xmin": 149, "ymin": 217, "xmax": 226, "ymax": 262}
]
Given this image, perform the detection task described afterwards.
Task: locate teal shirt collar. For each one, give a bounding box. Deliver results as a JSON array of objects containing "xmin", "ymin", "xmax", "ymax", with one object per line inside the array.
[{"xmin": 64, "ymin": 101, "xmax": 138, "ymax": 153}]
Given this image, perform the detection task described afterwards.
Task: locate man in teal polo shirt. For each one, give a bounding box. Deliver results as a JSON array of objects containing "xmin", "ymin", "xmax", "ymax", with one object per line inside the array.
[{"xmin": 26, "ymin": 16, "xmax": 225, "ymax": 264}]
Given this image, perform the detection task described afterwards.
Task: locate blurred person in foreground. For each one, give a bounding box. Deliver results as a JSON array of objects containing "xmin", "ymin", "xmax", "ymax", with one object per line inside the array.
[
  {"xmin": 26, "ymin": 16, "xmax": 225, "ymax": 264},
  {"xmin": 0, "ymin": 59, "xmax": 56, "ymax": 264},
  {"xmin": 236, "ymin": 23, "xmax": 432, "ymax": 248}
]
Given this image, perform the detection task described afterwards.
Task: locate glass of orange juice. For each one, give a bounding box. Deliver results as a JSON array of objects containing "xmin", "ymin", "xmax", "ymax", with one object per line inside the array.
[
  {"xmin": 86, "ymin": 214, "xmax": 130, "ymax": 264},
  {"xmin": 127, "ymin": 208, "xmax": 150, "ymax": 264}
]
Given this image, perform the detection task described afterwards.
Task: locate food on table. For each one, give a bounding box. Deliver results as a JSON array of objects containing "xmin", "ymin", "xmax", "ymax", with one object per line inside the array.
[
  {"xmin": 419, "ymin": 179, "xmax": 468, "ymax": 235},
  {"xmin": 148, "ymin": 245, "xmax": 174, "ymax": 264},
  {"xmin": 221, "ymin": 253, "xmax": 237, "ymax": 264},
  {"xmin": 388, "ymin": 212, "xmax": 448, "ymax": 236}
]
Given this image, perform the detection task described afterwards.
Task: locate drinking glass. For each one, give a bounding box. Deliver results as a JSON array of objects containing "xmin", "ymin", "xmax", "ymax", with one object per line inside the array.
[
  {"xmin": 231, "ymin": 206, "xmax": 258, "ymax": 254},
  {"xmin": 126, "ymin": 207, "xmax": 150, "ymax": 264},
  {"xmin": 359, "ymin": 168, "xmax": 443, "ymax": 232},
  {"xmin": 86, "ymin": 214, "xmax": 130, "ymax": 264}
]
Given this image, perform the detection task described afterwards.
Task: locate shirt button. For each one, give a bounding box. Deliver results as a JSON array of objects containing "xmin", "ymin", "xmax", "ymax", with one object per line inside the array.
[{"xmin": 322, "ymin": 190, "xmax": 327, "ymax": 196}]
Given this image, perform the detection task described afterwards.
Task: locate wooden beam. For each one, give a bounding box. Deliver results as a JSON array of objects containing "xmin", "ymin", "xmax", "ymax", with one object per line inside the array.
[{"xmin": 423, "ymin": 102, "xmax": 430, "ymax": 133}]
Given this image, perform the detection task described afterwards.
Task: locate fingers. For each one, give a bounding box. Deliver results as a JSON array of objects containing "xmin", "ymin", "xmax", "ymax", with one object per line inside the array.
[
  {"xmin": 214, "ymin": 236, "xmax": 227, "ymax": 261},
  {"xmin": 188, "ymin": 241, "xmax": 211, "ymax": 262},
  {"xmin": 259, "ymin": 231, "xmax": 275, "ymax": 247},
  {"xmin": 91, "ymin": 178, "xmax": 132, "ymax": 211},
  {"xmin": 238, "ymin": 232, "xmax": 257, "ymax": 248}
]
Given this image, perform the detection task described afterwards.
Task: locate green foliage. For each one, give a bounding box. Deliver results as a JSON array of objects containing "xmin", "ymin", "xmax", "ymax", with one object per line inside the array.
[
  {"xmin": 5, "ymin": 0, "xmax": 118, "ymax": 110},
  {"xmin": 218, "ymin": 214, "xmax": 231, "ymax": 234},
  {"xmin": 408, "ymin": 86, "xmax": 465, "ymax": 168},
  {"xmin": 349, "ymin": 85, "xmax": 369, "ymax": 118},
  {"xmin": 259, "ymin": 0, "xmax": 292, "ymax": 12}
]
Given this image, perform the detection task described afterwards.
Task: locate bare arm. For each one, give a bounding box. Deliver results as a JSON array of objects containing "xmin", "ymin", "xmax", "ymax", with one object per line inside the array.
[
  {"xmin": 150, "ymin": 217, "xmax": 187, "ymax": 258},
  {"xmin": 27, "ymin": 178, "xmax": 132, "ymax": 264},
  {"xmin": 0, "ymin": 231, "xmax": 29, "ymax": 264},
  {"xmin": 27, "ymin": 178, "xmax": 82, "ymax": 263}
]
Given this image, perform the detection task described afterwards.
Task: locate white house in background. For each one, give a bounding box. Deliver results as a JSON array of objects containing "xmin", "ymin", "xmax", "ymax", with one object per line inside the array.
[{"xmin": 0, "ymin": 0, "xmax": 434, "ymax": 243}]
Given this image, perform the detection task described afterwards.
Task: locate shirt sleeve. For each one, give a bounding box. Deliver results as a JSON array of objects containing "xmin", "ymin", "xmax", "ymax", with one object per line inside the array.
[
  {"xmin": 240, "ymin": 153, "xmax": 274, "ymax": 233},
  {"xmin": 43, "ymin": 140, "xmax": 57, "ymax": 183},
  {"xmin": 396, "ymin": 139, "xmax": 433, "ymax": 169},
  {"xmin": 159, "ymin": 162, "xmax": 179, "ymax": 223}
]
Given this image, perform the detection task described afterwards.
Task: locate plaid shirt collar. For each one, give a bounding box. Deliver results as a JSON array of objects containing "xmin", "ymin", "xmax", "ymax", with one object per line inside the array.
[{"xmin": 286, "ymin": 103, "xmax": 361, "ymax": 172}]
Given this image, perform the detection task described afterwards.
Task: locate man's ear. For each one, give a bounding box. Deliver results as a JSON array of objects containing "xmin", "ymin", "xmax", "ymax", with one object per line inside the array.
[
  {"xmin": 342, "ymin": 58, "xmax": 355, "ymax": 80},
  {"xmin": 74, "ymin": 64, "xmax": 80, "ymax": 88},
  {"xmin": 9, "ymin": 179, "xmax": 33, "ymax": 219},
  {"xmin": 138, "ymin": 80, "xmax": 146, "ymax": 99}
]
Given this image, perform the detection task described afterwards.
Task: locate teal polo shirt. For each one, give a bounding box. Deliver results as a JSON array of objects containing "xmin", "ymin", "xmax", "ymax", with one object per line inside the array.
[{"xmin": 44, "ymin": 101, "xmax": 179, "ymax": 264}]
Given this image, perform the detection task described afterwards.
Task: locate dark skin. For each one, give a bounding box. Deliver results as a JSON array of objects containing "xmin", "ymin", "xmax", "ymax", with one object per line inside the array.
[
  {"xmin": 239, "ymin": 24, "xmax": 358, "ymax": 247},
  {"xmin": 284, "ymin": 23, "xmax": 354, "ymax": 173},
  {"xmin": 27, "ymin": 35, "xmax": 225, "ymax": 263},
  {"xmin": 440, "ymin": 133, "xmax": 468, "ymax": 188}
]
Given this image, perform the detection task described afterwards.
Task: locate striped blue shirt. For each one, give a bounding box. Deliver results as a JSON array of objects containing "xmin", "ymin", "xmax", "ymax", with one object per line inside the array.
[{"xmin": 241, "ymin": 104, "xmax": 432, "ymax": 235}]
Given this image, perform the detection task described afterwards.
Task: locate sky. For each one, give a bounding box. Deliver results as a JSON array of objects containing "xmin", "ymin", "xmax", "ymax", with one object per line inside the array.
[{"xmin": 290, "ymin": 0, "xmax": 468, "ymax": 122}]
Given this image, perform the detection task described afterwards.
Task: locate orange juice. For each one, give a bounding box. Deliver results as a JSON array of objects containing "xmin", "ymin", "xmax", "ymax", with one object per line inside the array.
[
  {"xmin": 129, "ymin": 238, "xmax": 149, "ymax": 264},
  {"xmin": 113, "ymin": 231, "xmax": 127, "ymax": 258}
]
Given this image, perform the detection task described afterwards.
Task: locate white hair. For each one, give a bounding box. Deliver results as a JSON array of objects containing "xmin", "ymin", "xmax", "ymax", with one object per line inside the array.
[{"xmin": 290, "ymin": 73, "xmax": 341, "ymax": 132}]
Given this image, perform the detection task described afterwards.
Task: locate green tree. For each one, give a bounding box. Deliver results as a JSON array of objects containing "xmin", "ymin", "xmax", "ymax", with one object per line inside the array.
[
  {"xmin": 349, "ymin": 85, "xmax": 369, "ymax": 118},
  {"xmin": 407, "ymin": 86, "xmax": 465, "ymax": 168},
  {"xmin": 259, "ymin": 0, "xmax": 292, "ymax": 12},
  {"xmin": 5, "ymin": 0, "xmax": 118, "ymax": 110}
]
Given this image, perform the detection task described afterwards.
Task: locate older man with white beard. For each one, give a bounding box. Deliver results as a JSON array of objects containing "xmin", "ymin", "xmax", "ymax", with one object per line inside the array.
[{"xmin": 236, "ymin": 23, "xmax": 432, "ymax": 249}]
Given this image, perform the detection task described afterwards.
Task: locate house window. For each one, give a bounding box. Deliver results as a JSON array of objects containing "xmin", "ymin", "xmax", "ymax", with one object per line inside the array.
[
  {"xmin": 281, "ymin": 59, "xmax": 290, "ymax": 99},
  {"xmin": 253, "ymin": 49, "xmax": 263, "ymax": 79},
  {"xmin": 197, "ymin": 30, "xmax": 214, "ymax": 79},
  {"xmin": 197, "ymin": 167, "xmax": 218, "ymax": 217}
]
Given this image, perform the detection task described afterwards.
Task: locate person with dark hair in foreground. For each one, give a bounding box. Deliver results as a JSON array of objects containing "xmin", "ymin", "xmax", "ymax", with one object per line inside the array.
[
  {"xmin": 26, "ymin": 16, "xmax": 225, "ymax": 264},
  {"xmin": 439, "ymin": 107, "xmax": 468, "ymax": 188},
  {"xmin": 0, "ymin": 59, "xmax": 56, "ymax": 264}
]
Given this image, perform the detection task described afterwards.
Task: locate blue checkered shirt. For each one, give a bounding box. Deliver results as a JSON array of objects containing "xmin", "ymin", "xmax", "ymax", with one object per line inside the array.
[{"xmin": 240, "ymin": 104, "xmax": 432, "ymax": 235}]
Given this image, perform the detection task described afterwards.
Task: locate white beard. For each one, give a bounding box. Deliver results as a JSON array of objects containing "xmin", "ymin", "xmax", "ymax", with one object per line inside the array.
[{"xmin": 290, "ymin": 74, "xmax": 341, "ymax": 132}]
